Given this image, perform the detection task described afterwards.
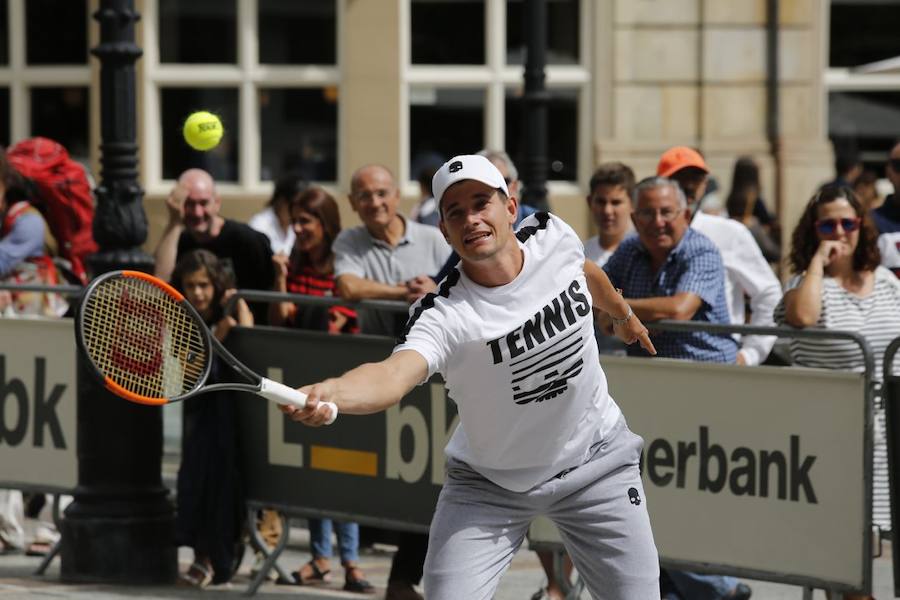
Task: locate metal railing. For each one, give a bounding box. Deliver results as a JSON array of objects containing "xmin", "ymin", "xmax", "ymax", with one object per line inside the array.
[{"xmin": 224, "ymin": 289, "xmax": 410, "ymax": 317}]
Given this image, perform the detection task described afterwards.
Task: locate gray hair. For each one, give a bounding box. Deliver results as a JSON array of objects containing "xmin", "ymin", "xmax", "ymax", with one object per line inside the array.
[
  {"xmin": 477, "ymin": 149, "xmax": 518, "ymax": 182},
  {"xmin": 632, "ymin": 176, "xmax": 686, "ymax": 209}
]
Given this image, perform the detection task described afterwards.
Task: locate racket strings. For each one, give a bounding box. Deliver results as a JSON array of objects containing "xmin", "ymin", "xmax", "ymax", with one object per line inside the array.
[{"xmin": 82, "ymin": 277, "xmax": 208, "ymax": 401}]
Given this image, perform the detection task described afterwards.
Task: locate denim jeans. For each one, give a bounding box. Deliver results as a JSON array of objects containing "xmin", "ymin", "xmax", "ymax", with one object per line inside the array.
[
  {"xmin": 665, "ymin": 569, "xmax": 739, "ymax": 600},
  {"xmin": 309, "ymin": 519, "xmax": 359, "ymax": 564}
]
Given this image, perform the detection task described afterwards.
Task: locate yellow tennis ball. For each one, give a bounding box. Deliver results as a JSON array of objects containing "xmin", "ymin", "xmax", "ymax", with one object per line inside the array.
[{"xmin": 183, "ymin": 111, "xmax": 223, "ymax": 151}]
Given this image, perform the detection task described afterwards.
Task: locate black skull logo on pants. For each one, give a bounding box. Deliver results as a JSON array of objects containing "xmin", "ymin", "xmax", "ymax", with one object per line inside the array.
[{"xmin": 627, "ymin": 487, "xmax": 641, "ymax": 506}]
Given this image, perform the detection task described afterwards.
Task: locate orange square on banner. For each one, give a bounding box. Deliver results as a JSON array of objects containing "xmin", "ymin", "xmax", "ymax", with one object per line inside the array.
[{"xmin": 310, "ymin": 445, "xmax": 378, "ymax": 477}]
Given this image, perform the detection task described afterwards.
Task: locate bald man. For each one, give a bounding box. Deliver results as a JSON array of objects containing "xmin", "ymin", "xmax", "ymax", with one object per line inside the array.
[
  {"xmin": 154, "ymin": 168, "xmax": 274, "ymax": 314},
  {"xmin": 334, "ymin": 164, "xmax": 451, "ymax": 336}
]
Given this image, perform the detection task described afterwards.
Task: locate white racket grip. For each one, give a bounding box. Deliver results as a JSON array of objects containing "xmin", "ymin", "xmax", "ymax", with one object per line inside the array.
[{"xmin": 258, "ymin": 378, "xmax": 338, "ymax": 425}]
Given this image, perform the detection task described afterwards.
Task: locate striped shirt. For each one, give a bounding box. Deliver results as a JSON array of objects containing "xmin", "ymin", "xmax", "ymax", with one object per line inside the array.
[
  {"xmin": 284, "ymin": 264, "xmax": 358, "ymax": 334},
  {"xmin": 773, "ymin": 266, "xmax": 900, "ymax": 382},
  {"xmin": 774, "ymin": 266, "xmax": 900, "ymax": 532}
]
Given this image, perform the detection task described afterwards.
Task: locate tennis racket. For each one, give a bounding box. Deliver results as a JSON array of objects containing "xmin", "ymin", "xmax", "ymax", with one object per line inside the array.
[{"xmin": 75, "ymin": 270, "xmax": 337, "ymax": 423}]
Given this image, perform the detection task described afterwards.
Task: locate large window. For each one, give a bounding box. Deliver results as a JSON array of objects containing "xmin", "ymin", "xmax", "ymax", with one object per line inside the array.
[
  {"xmin": 410, "ymin": 87, "xmax": 485, "ymax": 174},
  {"xmin": 0, "ymin": 1, "xmax": 91, "ymax": 160},
  {"xmin": 505, "ymin": 87, "xmax": 579, "ymax": 182},
  {"xmin": 406, "ymin": 0, "xmax": 588, "ymax": 185},
  {"xmin": 26, "ymin": 0, "xmax": 87, "ymax": 65},
  {"xmin": 145, "ymin": 0, "xmax": 339, "ymax": 191},
  {"xmin": 411, "ymin": 1, "xmax": 484, "ymax": 65},
  {"xmin": 827, "ymin": 1, "xmax": 900, "ymax": 175}
]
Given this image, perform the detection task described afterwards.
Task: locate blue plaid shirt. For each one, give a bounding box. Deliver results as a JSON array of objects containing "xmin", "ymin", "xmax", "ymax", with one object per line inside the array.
[{"xmin": 603, "ymin": 228, "xmax": 737, "ymax": 363}]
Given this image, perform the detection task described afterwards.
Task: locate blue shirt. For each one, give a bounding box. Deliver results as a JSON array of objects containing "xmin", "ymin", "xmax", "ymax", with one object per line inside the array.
[
  {"xmin": 0, "ymin": 209, "xmax": 45, "ymax": 278},
  {"xmin": 603, "ymin": 228, "xmax": 737, "ymax": 363}
]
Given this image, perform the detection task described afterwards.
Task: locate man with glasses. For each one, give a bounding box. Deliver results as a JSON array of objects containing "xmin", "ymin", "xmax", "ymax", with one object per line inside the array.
[
  {"xmin": 602, "ymin": 176, "xmax": 737, "ymax": 363},
  {"xmin": 659, "ymin": 146, "xmax": 781, "ymax": 367},
  {"xmin": 602, "ymin": 177, "xmax": 750, "ymax": 600},
  {"xmin": 335, "ymin": 164, "xmax": 451, "ymax": 334}
]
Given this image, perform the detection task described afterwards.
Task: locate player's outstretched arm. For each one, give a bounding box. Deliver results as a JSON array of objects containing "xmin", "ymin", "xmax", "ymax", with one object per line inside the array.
[
  {"xmin": 281, "ymin": 350, "xmax": 429, "ymax": 427},
  {"xmin": 584, "ymin": 260, "xmax": 632, "ymax": 318},
  {"xmin": 584, "ymin": 261, "xmax": 656, "ymax": 355}
]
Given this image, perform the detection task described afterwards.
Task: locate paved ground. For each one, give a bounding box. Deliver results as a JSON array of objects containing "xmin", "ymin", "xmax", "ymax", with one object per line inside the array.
[{"xmin": 0, "ymin": 527, "xmax": 894, "ymax": 599}]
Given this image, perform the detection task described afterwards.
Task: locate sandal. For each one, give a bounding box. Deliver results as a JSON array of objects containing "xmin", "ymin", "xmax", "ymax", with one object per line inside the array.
[
  {"xmin": 178, "ymin": 561, "xmax": 213, "ymax": 588},
  {"xmin": 276, "ymin": 559, "xmax": 331, "ymax": 586},
  {"xmin": 344, "ymin": 567, "xmax": 376, "ymax": 593}
]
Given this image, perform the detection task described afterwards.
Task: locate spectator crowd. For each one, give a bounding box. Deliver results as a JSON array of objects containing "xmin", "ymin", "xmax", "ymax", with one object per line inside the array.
[{"xmin": 3, "ymin": 137, "xmax": 900, "ymax": 600}]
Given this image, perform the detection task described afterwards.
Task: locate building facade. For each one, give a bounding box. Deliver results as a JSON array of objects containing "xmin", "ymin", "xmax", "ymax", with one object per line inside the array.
[{"xmin": 1, "ymin": 1, "xmax": 894, "ymax": 250}]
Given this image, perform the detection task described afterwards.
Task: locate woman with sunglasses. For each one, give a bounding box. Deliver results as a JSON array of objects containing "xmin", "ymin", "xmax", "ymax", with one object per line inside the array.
[{"xmin": 776, "ymin": 185, "xmax": 900, "ymax": 599}]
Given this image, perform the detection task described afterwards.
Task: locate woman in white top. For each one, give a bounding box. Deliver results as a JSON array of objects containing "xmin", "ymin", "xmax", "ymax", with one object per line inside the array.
[
  {"xmin": 249, "ymin": 172, "xmax": 306, "ymax": 255},
  {"xmin": 775, "ymin": 185, "xmax": 900, "ymax": 600}
]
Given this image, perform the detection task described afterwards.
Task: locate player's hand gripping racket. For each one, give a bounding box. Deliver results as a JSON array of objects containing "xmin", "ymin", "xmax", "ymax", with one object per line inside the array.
[{"xmin": 75, "ymin": 270, "xmax": 337, "ymax": 423}]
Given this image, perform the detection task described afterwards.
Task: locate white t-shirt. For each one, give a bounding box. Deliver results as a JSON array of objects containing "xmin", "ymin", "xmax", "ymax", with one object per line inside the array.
[
  {"xmin": 394, "ymin": 212, "xmax": 622, "ymax": 492},
  {"xmin": 878, "ymin": 232, "xmax": 900, "ymax": 278},
  {"xmin": 249, "ymin": 207, "xmax": 295, "ymax": 256},
  {"xmin": 583, "ymin": 235, "xmax": 614, "ymax": 267},
  {"xmin": 690, "ymin": 211, "xmax": 782, "ymax": 365}
]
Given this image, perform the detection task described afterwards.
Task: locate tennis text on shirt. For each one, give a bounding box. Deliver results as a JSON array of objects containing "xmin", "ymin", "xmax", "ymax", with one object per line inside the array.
[{"xmin": 485, "ymin": 280, "xmax": 591, "ymax": 404}]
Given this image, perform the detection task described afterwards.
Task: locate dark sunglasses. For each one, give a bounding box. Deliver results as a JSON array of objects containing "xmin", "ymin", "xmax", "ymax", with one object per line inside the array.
[
  {"xmin": 815, "ymin": 217, "xmax": 861, "ymax": 235},
  {"xmin": 890, "ymin": 158, "xmax": 900, "ymax": 172}
]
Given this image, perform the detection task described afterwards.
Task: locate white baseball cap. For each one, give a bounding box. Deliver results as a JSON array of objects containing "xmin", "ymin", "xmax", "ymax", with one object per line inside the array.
[{"xmin": 432, "ymin": 154, "xmax": 510, "ymax": 210}]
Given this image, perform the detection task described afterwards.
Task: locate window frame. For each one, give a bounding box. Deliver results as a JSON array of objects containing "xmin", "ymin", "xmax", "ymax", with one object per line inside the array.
[
  {"xmin": 142, "ymin": 0, "xmax": 342, "ymax": 196},
  {"xmin": 402, "ymin": 0, "xmax": 590, "ymax": 194}
]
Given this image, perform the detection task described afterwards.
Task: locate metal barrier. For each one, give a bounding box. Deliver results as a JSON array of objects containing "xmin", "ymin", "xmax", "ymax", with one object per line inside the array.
[
  {"xmin": 0, "ymin": 284, "xmax": 81, "ymax": 574},
  {"xmin": 0, "ymin": 288, "xmax": 882, "ymax": 595},
  {"xmin": 883, "ymin": 336, "xmax": 900, "ymax": 598},
  {"xmin": 224, "ymin": 289, "xmax": 410, "ymax": 316}
]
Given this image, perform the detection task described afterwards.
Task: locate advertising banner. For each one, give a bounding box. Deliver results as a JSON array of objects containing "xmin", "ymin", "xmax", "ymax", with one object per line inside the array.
[
  {"xmin": 0, "ymin": 317, "xmax": 77, "ymax": 491},
  {"xmin": 230, "ymin": 328, "xmax": 868, "ymax": 589}
]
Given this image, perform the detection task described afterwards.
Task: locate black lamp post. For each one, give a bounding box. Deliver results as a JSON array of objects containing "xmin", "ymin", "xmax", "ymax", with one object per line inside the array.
[
  {"xmin": 520, "ymin": 0, "xmax": 550, "ymax": 211},
  {"xmin": 59, "ymin": 0, "xmax": 176, "ymax": 584}
]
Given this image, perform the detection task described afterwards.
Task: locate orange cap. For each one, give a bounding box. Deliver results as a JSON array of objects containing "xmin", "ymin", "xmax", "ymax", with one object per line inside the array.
[{"xmin": 657, "ymin": 146, "xmax": 709, "ymax": 177}]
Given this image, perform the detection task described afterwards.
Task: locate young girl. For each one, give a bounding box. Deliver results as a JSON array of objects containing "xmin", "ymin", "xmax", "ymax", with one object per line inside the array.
[{"xmin": 172, "ymin": 249, "xmax": 253, "ymax": 588}]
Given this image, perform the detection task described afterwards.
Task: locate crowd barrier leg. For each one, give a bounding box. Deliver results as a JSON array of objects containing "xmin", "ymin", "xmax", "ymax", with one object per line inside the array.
[
  {"xmin": 244, "ymin": 505, "xmax": 291, "ymax": 596},
  {"xmin": 33, "ymin": 493, "xmax": 63, "ymax": 576}
]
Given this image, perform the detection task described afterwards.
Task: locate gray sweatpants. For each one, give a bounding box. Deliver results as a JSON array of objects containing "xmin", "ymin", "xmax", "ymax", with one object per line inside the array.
[{"xmin": 423, "ymin": 418, "xmax": 660, "ymax": 600}]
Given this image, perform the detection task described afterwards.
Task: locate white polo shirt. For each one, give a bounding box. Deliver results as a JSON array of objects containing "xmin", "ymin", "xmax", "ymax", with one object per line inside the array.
[
  {"xmin": 690, "ymin": 211, "xmax": 782, "ymax": 365},
  {"xmin": 394, "ymin": 212, "xmax": 622, "ymax": 492}
]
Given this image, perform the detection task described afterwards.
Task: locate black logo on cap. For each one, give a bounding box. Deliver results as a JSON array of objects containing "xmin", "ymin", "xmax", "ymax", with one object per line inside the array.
[{"xmin": 448, "ymin": 160, "xmax": 463, "ymax": 173}]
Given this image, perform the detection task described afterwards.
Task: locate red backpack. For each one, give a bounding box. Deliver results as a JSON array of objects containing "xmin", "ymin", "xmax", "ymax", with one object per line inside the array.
[{"xmin": 7, "ymin": 137, "xmax": 98, "ymax": 283}]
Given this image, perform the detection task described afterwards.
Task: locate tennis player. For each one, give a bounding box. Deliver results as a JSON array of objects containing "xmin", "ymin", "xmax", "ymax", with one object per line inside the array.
[{"xmin": 283, "ymin": 154, "xmax": 660, "ymax": 599}]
